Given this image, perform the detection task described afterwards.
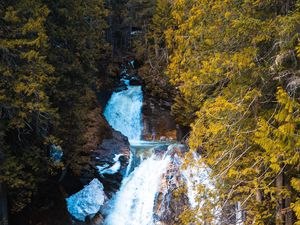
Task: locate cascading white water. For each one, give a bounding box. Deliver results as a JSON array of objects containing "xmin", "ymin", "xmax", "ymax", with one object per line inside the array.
[
  {"xmin": 105, "ymin": 155, "xmax": 170, "ymax": 225},
  {"xmin": 103, "ymin": 78, "xmax": 171, "ymax": 225},
  {"xmin": 104, "ymin": 80, "xmax": 143, "ymax": 141},
  {"xmin": 102, "ymin": 76, "xmax": 219, "ymax": 224}
]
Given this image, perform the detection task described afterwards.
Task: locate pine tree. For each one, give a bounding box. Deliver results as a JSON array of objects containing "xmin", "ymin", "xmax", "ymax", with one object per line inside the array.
[
  {"xmin": 165, "ymin": 0, "xmax": 300, "ymax": 224},
  {"xmin": 44, "ymin": 0, "xmax": 110, "ymax": 176},
  {"xmin": 0, "ymin": 0, "xmax": 111, "ymax": 213},
  {"xmin": 136, "ymin": 0, "xmax": 175, "ymax": 100},
  {"xmin": 0, "ymin": 0, "xmax": 57, "ymax": 212},
  {"xmin": 254, "ymin": 87, "xmax": 300, "ymax": 224}
]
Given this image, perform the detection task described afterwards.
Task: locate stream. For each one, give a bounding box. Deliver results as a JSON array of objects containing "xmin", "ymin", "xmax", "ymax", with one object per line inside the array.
[
  {"xmin": 66, "ymin": 76, "xmax": 214, "ymax": 224},
  {"xmin": 103, "ymin": 78, "xmax": 172, "ymax": 225}
]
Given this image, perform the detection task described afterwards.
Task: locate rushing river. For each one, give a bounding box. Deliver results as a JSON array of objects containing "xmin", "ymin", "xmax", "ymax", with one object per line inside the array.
[
  {"xmin": 65, "ymin": 76, "xmax": 232, "ymax": 224},
  {"xmin": 104, "ymin": 79, "xmax": 143, "ymax": 141},
  {"xmin": 103, "ymin": 78, "xmax": 171, "ymax": 225}
]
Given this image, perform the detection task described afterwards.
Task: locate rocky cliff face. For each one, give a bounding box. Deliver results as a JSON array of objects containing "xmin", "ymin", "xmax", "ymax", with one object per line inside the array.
[
  {"xmin": 66, "ymin": 110, "xmax": 130, "ymax": 224},
  {"xmin": 67, "ymin": 105, "xmax": 130, "ymax": 196},
  {"xmin": 142, "ymin": 95, "xmax": 176, "ymax": 141},
  {"xmin": 91, "ymin": 129, "xmax": 130, "ymax": 197},
  {"xmin": 153, "ymin": 144, "xmax": 191, "ymax": 225}
]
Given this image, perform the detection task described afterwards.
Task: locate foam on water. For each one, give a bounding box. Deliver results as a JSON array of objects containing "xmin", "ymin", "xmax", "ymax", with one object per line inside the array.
[
  {"xmin": 104, "ymin": 81, "xmax": 143, "ymax": 142},
  {"xmin": 105, "ymin": 155, "xmax": 171, "ymax": 225}
]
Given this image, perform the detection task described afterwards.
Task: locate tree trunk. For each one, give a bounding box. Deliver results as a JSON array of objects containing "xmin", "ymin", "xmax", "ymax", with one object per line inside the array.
[
  {"xmin": 276, "ymin": 171, "xmax": 284, "ymax": 225},
  {"xmin": 256, "ymin": 189, "xmax": 263, "ymax": 203},
  {"xmin": 154, "ymin": 37, "xmax": 159, "ymax": 57}
]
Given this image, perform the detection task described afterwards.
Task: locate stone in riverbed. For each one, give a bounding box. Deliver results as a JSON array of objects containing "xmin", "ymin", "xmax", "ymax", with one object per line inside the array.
[
  {"xmin": 49, "ymin": 144, "xmax": 63, "ymax": 162},
  {"xmin": 166, "ymin": 144, "xmax": 189, "ymax": 156},
  {"xmin": 66, "ymin": 179, "xmax": 106, "ymax": 222},
  {"xmin": 153, "ymin": 152, "xmax": 190, "ymax": 224},
  {"xmin": 159, "ymin": 136, "xmax": 167, "ymax": 141}
]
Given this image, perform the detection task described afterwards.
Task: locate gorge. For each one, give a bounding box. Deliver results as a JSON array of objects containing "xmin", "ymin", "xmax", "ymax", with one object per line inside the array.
[
  {"xmin": 65, "ymin": 74, "xmax": 209, "ymax": 224},
  {"xmin": 1, "ymin": 1, "xmax": 300, "ymax": 224}
]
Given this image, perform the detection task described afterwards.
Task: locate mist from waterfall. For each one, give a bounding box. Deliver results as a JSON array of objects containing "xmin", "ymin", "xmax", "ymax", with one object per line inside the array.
[{"xmin": 104, "ymin": 80, "xmax": 143, "ymax": 141}]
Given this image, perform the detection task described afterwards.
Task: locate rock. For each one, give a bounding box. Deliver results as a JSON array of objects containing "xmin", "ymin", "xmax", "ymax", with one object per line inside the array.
[
  {"xmin": 153, "ymin": 153, "xmax": 190, "ymax": 224},
  {"xmin": 91, "ymin": 213, "xmax": 104, "ymax": 225},
  {"xmin": 113, "ymin": 78, "xmax": 130, "ymax": 93},
  {"xmin": 129, "ymin": 77, "xmax": 142, "ymax": 86},
  {"xmin": 166, "ymin": 144, "xmax": 189, "ymax": 157},
  {"xmin": 176, "ymin": 124, "xmax": 190, "ymax": 142},
  {"xmin": 159, "ymin": 136, "xmax": 167, "ymax": 141},
  {"xmin": 96, "ymin": 154, "xmax": 124, "ymax": 175},
  {"xmin": 66, "ymin": 179, "xmax": 106, "ymax": 222},
  {"xmin": 153, "ymin": 144, "xmax": 169, "ymax": 155},
  {"xmin": 49, "ymin": 144, "xmax": 63, "ymax": 163},
  {"xmin": 153, "ymin": 144, "xmax": 213, "ymax": 224},
  {"xmin": 91, "ymin": 129, "xmax": 130, "ymax": 197},
  {"xmin": 142, "ymin": 95, "xmax": 176, "ymax": 141},
  {"xmin": 114, "ymin": 85, "xmax": 128, "ymax": 92},
  {"xmin": 78, "ymin": 107, "xmax": 113, "ymax": 184}
]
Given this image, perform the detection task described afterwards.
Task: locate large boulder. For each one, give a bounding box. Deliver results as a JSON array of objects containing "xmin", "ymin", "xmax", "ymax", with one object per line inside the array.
[
  {"xmin": 66, "ymin": 179, "xmax": 106, "ymax": 222},
  {"xmin": 91, "ymin": 129, "xmax": 130, "ymax": 197}
]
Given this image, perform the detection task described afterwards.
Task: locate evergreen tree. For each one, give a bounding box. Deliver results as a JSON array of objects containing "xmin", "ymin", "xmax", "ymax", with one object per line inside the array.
[
  {"xmin": 0, "ymin": 0, "xmax": 57, "ymax": 212},
  {"xmin": 165, "ymin": 0, "xmax": 300, "ymax": 224},
  {"xmin": 136, "ymin": 0, "xmax": 175, "ymax": 100},
  {"xmin": 44, "ymin": 0, "xmax": 110, "ymax": 175},
  {"xmin": 0, "ymin": 0, "xmax": 111, "ymax": 213}
]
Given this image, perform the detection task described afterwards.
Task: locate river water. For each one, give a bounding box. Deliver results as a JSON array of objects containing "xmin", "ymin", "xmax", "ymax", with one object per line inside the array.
[{"xmin": 103, "ymin": 79, "xmax": 171, "ymax": 225}]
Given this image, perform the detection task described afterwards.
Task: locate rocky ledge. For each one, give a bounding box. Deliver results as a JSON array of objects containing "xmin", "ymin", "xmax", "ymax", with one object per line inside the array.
[
  {"xmin": 154, "ymin": 144, "xmax": 192, "ymax": 225},
  {"xmin": 66, "ymin": 130, "xmax": 130, "ymax": 224},
  {"xmin": 91, "ymin": 129, "xmax": 130, "ymax": 197}
]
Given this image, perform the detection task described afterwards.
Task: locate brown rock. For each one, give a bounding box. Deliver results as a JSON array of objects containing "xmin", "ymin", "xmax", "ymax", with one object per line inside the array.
[
  {"xmin": 91, "ymin": 129, "xmax": 130, "ymax": 197},
  {"xmin": 153, "ymin": 152, "xmax": 190, "ymax": 224}
]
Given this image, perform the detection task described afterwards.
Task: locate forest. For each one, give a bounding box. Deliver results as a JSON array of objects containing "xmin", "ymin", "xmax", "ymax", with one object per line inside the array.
[{"xmin": 1, "ymin": 0, "xmax": 300, "ymax": 225}]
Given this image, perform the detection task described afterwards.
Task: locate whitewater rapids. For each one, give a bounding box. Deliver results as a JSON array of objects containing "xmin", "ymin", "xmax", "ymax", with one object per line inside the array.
[{"xmin": 104, "ymin": 155, "xmax": 170, "ymax": 225}]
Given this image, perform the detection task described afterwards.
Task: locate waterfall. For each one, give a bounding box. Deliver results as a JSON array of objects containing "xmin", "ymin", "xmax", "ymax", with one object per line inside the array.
[
  {"xmin": 103, "ymin": 78, "xmax": 172, "ymax": 225},
  {"xmin": 105, "ymin": 155, "xmax": 171, "ymax": 225},
  {"xmin": 104, "ymin": 80, "xmax": 143, "ymax": 141},
  {"xmin": 102, "ymin": 77, "xmax": 217, "ymax": 224}
]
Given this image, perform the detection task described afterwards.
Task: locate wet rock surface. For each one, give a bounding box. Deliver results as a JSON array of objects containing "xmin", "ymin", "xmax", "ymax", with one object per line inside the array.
[
  {"xmin": 153, "ymin": 144, "xmax": 191, "ymax": 224},
  {"xmin": 129, "ymin": 76, "xmax": 142, "ymax": 86},
  {"xmin": 166, "ymin": 144, "xmax": 189, "ymax": 156},
  {"xmin": 91, "ymin": 129, "xmax": 130, "ymax": 197},
  {"xmin": 153, "ymin": 144, "xmax": 169, "ymax": 155},
  {"xmin": 142, "ymin": 95, "xmax": 176, "ymax": 141},
  {"xmin": 90, "ymin": 213, "xmax": 104, "ymax": 225}
]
